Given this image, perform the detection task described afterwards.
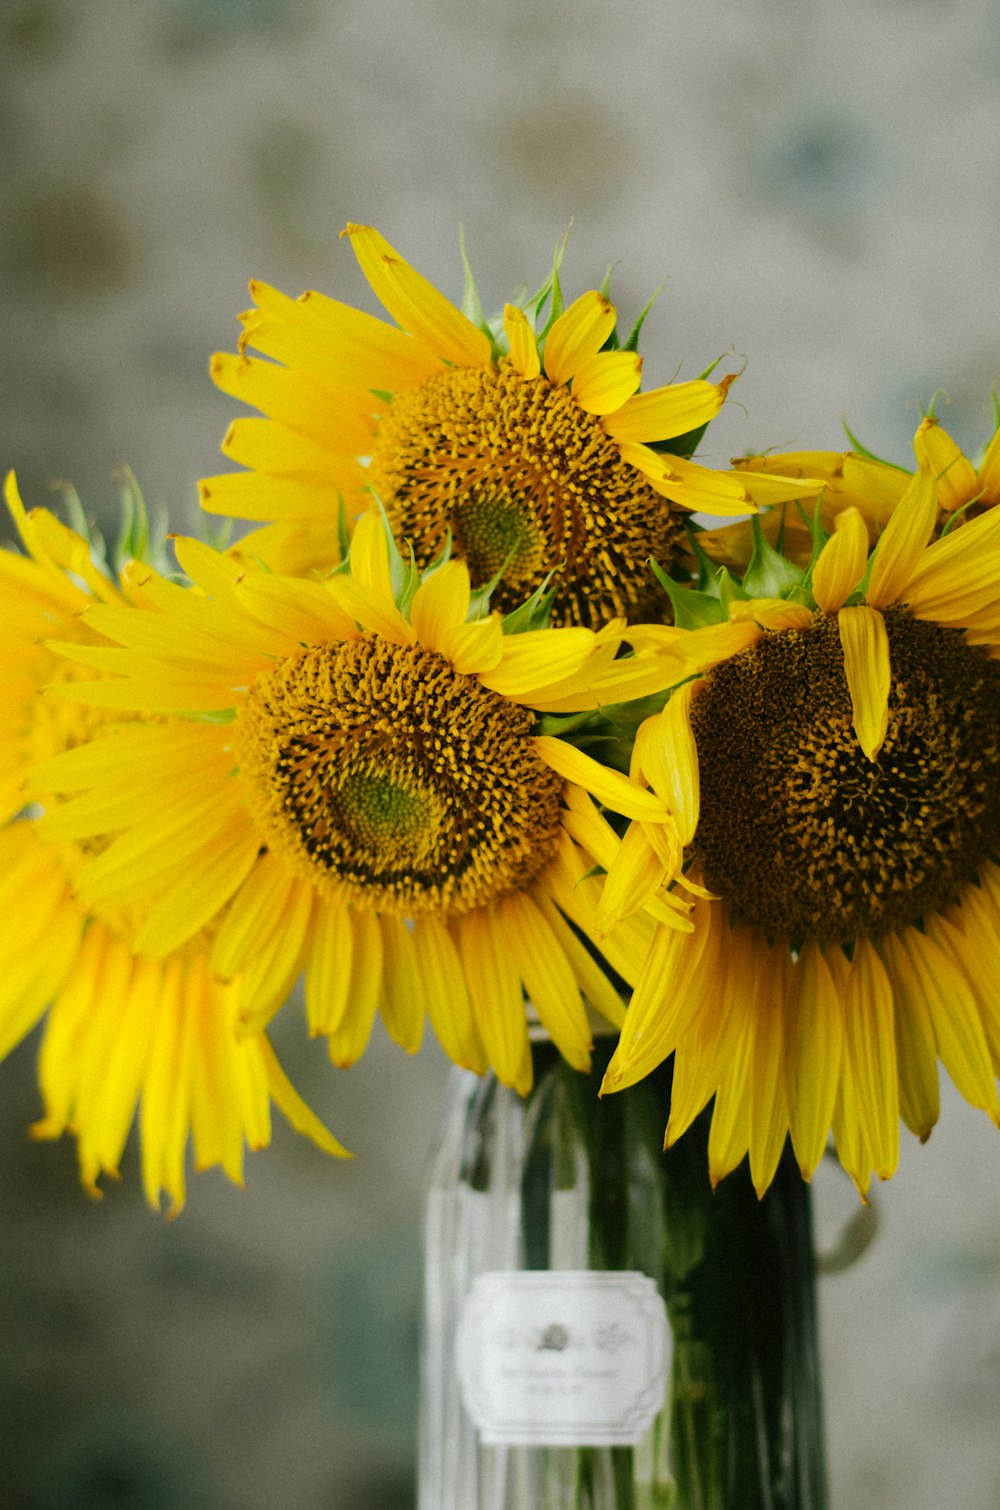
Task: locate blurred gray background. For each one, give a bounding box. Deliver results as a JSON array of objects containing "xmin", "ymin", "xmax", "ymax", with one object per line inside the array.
[{"xmin": 2, "ymin": 1, "xmax": 1000, "ymax": 1506}]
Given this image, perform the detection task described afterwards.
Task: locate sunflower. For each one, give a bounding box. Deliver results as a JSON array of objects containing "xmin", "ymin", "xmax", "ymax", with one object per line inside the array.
[
  {"xmin": 36, "ymin": 510, "xmax": 674, "ymax": 1095},
  {"xmin": 600, "ymin": 466, "xmax": 1000, "ymax": 1197},
  {"xmin": 713, "ymin": 399, "xmax": 1000, "ymax": 570},
  {"xmin": 0, "ymin": 475, "xmax": 346, "ymax": 1213},
  {"xmin": 201, "ymin": 224, "xmax": 818, "ymax": 627}
]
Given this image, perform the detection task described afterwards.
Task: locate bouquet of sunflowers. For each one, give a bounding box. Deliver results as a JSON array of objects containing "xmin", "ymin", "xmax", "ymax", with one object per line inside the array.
[{"xmin": 4, "ymin": 224, "xmax": 999, "ymax": 1510}]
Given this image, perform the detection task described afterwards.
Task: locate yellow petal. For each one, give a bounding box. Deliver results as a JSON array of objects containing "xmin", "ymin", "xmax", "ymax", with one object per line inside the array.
[
  {"xmin": 260, "ymin": 1036, "xmax": 351, "ymax": 1158},
  {"xmin": 457, "ymin": 909, "xmax": 530, "ymax": 1090},
  {"xmin": 603, "ymin": 377, "xmax": 732, "ymax": 445},
  {"xmin": 378, "ymin": 915, "xmax": 425, "ymax": 1055},
  {"xmin": 342, "ymin": 223, "xmax": 491, "ymax": 369},
  {"xmin": 811, "ymin": 507, "xmax": 870, "ymax": 613},
  {"xmin": 542, "ymin": 291, "xmax": 616, "ymax": 386},
  {"xmin": 570, "ymin": 350, "xmax": 643, "ymax": 416},
  {"xmin": 326, "ymin": 909, "xmax": 381, "ymax": 1068},
  {"xmin": 636, "ymin": 681, "xmax": 699, "ymax": 844},
  {"xmin": 747, "ymin": 945, "xmax": 791, "ymax": 1197},
  {"xmin": 410, "ymin": 560, "xmax": 472, "ymax": 652},
  {"xmin": 785, "ymin": 943, "xmax": 843, "ymax": 1180},
  {"xmin": 976, "ymin": 418, "xmax": 1000, "ymax": 505},
  {"xmin": 533, "ymin": 735, "xmax": 670, "ymax": 822},
  {"xmin": 838, "ymin": 605, "xmax": 890, "ymax": 761},
  {"xmin": 304, "ymin": 902, "xmax": 355, "ymax": 1035},
  {"xmin": 503, "ymin": 304, "xmax": 541, "ymax": 379},
  {"xmin": 412, "ymin": 916, "xmax": 488, "ymax": 1074},
  {"xmin": 843, "ymin": 939, "xmax": 899, "ymax": 1183},
  {"xmin": 912, "ymin": 416, "xmax": 980, "ymax": 512},
  {"xmin": 498, "ymin": 891, "xmax": 591, "ymax": 1072},
  {"xmin": 866, "ymin": 465, "xmax": 938, "ymax": 609}
]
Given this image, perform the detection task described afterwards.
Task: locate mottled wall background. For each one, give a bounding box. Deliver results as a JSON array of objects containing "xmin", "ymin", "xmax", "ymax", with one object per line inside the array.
[{"xmin": 2, "ymin": 1, "xmax": 1000, "ymax": 1506}]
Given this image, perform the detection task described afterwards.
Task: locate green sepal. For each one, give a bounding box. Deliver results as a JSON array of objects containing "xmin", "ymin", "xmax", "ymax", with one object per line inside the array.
[
  {"xmin": 48, "ymin": 479, "xmax": 98, "ymax": 554},
  {"xmin": 535, "ymin": 226, "xmax": 571, "ymax": 339},
  {"xmin": 536, "ymin": 708, "xmax": 602, "ymax": 738},
  {"xmin": 367, "ymin": 500, "xmax": 420, "ymax": 616},
  {"xmin": 501, "ymin": 577, "xmax": 556, "ymax": 634},
  {"xmin": 742, "ymin": 515, "xmax": 804, "ymax": 599},
  {"xmin": 599, "ymin": 262, "xmax": 615, "ymax": 299},
  {"xmin": 622, "ymin": 284, "xmax": 665, "ymax": 353},
  {"xmin": 646, "ymin": 422, "xmax": 710, "ymax": 460},
  {"xmin": 991, "ymin": 383, "xmax": 1000, "ymax": 431},
  {"xmin": 597, "ymin": 688, "xmax": 672, "ymax": 733},
  {"xmin": 684, "ymin": 523, "xmax": 721, "ymax": 593},
  {"xmin": 572, "ymin": 732, "xmax": 632, "ymax": 775},
  {"xmin": 337, "ymin": 496, "xmax": 352, "ymax": 565},
  {"xmin": 840, "ymin": 419, "xmax": 910, "ymax": 474},
  {"xmin": 717, "ymin": 567, "xmax": 749, "ymax": 614},
  {"xmin": 459, "ymin": 226, "xmax": 489, "ymax": 334},
  {"xmin": 785, "ymin": 584, "xmax": 817, "ymax": 610},
  {"xmin": 191, "ymin": 707, "xmax": 238, "ymax": 724},
  {"xmin": 796, "ymin": 498, "xmax": 829, "ymax": 593},
  {"xmin": 651, "ymin": 557, "xmax": 725, "ymax": 629}
]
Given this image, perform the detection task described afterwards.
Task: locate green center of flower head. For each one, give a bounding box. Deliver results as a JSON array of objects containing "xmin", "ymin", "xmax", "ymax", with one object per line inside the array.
[
  {"xmin": 235, "ymin": 637, "xmax": 564, "ymax": 916},
  {"xmin": 689, "ymin": 608, "xmax": 1000, "ymax": 946},
  {"xmin": 366, "ymin": 362, "xmax": 685, "ymax": 629}
]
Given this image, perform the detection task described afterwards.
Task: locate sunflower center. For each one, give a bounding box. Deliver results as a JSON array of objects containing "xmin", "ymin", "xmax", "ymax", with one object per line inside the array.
[
  {"xmin": 235, "ymin": 637, "xmax": 564, "ymax": 916},
  {"xmin": 367, "ymin": 360, "xmax": 684, "ymax": 628},
  {"xmin": 688, "ymin": 608, "xmax": 1000, "ymax": 945}
]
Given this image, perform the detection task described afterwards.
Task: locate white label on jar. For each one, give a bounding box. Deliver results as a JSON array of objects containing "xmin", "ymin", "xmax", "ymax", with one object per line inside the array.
[{"xmin": 456, "ymin": 1270, "xmax": 671, "ymax": 1446}]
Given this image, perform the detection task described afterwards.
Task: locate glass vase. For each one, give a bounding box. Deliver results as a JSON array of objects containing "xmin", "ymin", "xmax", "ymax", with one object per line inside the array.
[{"xmin": 419, "ymin": 1037, "xmax": 827, "ymax": 1510}]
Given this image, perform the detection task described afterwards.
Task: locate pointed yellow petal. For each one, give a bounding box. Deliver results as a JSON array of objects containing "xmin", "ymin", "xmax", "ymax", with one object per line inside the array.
[
  {"xmin": 843, "ymin": 939, "xmax": 899, "ymax": 1182},
  {"xmin": 457, "ymin": 909, "xmax": 530, "ymax": 1089},
  {"xmin": 533, "ymin": 735, "xmax": 669, "ymax": 821},
  {"xmin": 865, "ymin": 465, "xmax": 938, "ymax": 608},
  {"xmin": 976, "ymin": 418, "xmax": 1000, "ymax": 505},
  {"xmin": 412, "ymin": 916, "xmax": 488, "ymax": 1074},
  {"xmin": 533, "ymin": 890, "xmax": 627, "ymax": 1030},
  {"xmin": 838, "ymin": 605, "xmax": 890, "ymax": 761},
  {"xmin": 410, "ymin": 560, "xmax": 471, "ymax": 652},
  {"xmin": 259, "ymin": 1036, "xmax": 351, "ymax": 1158},
  {"xmin": 503, "ymin": 304, "xmax": 541, "ymax": 380},
  {"xmin": 785, "ymin": 943, "xmax": 843, "ymax": 1179},
  {"xmin": 636, "ymin": 681, "xmax": 699, "ymax": 844},
  {"xmin": 498, "ymin": 892, "xmax": 591, "ymax": 1072},
  {"xmin": 542, "ymin": 292, "xmax": 616, "ymax": 386},
  {"xmin": 342, "ymin": 223, "xmax": 491, "ymax": 368},
  {"xmin": 912, "ymin": 416, "xmax": 980, "ymax": 512},
  {"xmin": 378, "ymin": 915, "xmax": 425, "ymax": 1054},
  {"xmin": 603, "ymin": 378, "xmax": 732, "ymax": 445},
  {"xmin": 901, "ymin": 923, "xmax": 999, "ymax": 1123},
  {"xmin": 304, "ymin": 902, "xmax": 355, "ymax": 1035},
  {"xmin": 879, "ymin": 931, "xmax": 942, "ymax": 1140},
  {"xmin": 571, "ymin": 350, "xmax": 643, "ymax": 416},
  {"xmin": 327, "ymin": 909, "xmax": 381, "ymax": 1068},
  {"xmin": 811, "ymin": 507, "xmax": 870, "ymax": 613},
  {"xmin": 748, "ymin": 945, "xmax": 791, "ymax": 1197}
]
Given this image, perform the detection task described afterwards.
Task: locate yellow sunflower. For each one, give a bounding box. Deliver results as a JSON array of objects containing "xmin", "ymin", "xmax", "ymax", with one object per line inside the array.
[
  {"xmin": 0, "ymin": 475, "xmax": 346, "ymax": 1213},
  {"xmin": 36, "ymin": 510, "xmax": 674, "ymax": 1095},
  {"xmin": 601, "ymin": 466, "xmax": 1000, "ymax": 1197},
  {"xmin": 201, "ymin": 224, "xmax": 817, "ymax": 626},
  {"xmin": 714, "ymin": 400, "xmax": 1000, "ymax": 569}
]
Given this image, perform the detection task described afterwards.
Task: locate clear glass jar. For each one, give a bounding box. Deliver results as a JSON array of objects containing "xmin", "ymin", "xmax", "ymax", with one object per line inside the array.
[{"xmin": 419, "ymin": 1038, "xmax": 827, "ymax": 1510}]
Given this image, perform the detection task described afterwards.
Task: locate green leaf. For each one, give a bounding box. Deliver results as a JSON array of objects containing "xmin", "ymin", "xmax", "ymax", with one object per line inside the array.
[
  {"xmin": 742, "ymin": 515, "xmax": 804, "ymax": 599},
  {"xmin": 536, "ymin": 708, "xmax": 602, "ymax": 738},
  {"xmin": 650, "ymin": 557, "xmax": 725, "ymax": 628}
]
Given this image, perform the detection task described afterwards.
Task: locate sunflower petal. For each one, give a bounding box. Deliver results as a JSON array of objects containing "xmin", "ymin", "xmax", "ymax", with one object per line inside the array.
[{"xmin": 838, "ymin": 605, "xmax": 890, "ymax": 761}]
